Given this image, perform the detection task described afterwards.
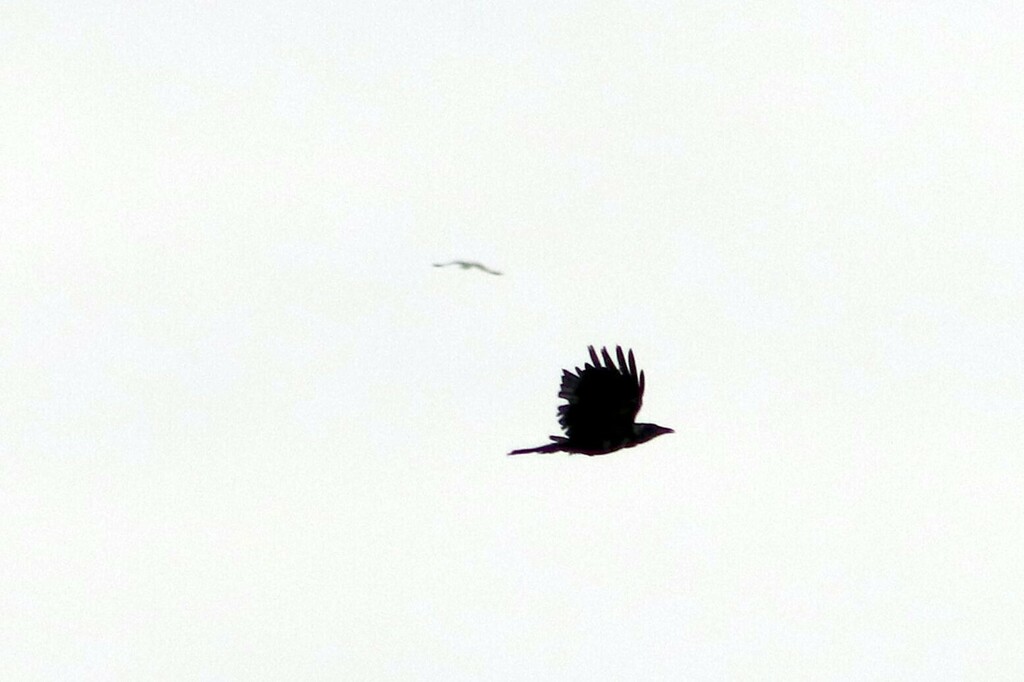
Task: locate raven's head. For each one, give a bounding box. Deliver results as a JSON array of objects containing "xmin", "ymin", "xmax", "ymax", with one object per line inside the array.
[{"xmin": 633, "ymin": 423, "xmax": 674, "ymax": 444}]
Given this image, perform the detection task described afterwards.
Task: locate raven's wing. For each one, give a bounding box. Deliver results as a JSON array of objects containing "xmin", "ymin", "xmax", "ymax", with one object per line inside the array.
[{"xmin": 556, "ymin": 346, "xmax": 644, "ymax": 441}]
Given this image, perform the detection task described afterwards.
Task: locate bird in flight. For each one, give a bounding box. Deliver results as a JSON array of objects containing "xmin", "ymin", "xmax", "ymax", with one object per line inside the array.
[
  {"xmin": 432, "ymin": 260, "xmax": 502, "ymax": 276},
  {"xmin": 509, "ymin": 346, "xmax": 673, "ymax": 456}
]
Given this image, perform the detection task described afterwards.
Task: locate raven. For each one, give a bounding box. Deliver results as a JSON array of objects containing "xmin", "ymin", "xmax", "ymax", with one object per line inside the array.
[
  {"xmin": 509, "ymin": 346, "xmax": 673, "ymax": 456},
  {"xmin": 432, "ymin": 260, "xmax": 502, "ymax": 275}
]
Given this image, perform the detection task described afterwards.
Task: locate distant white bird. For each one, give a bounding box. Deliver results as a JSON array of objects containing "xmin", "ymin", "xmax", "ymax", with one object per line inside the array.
[{"xmin": 432, "ymin": 260, "xmax": 502, "ymax": 276}]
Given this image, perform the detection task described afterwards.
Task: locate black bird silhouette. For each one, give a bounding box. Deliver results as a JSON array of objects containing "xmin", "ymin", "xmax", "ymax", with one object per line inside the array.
[
  {"xmin": 509, "ymin": 346, "xmax": 673, "ymax": 456},
  {"xmin": 432, "ymin": 260, "xmax": 502, "ymax": 275}
]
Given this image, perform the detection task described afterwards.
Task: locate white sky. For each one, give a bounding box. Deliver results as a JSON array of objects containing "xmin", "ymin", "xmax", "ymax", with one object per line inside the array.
[{"xmin": 3, "ymin": 2, "xmax": 1023, "ymax": 679}]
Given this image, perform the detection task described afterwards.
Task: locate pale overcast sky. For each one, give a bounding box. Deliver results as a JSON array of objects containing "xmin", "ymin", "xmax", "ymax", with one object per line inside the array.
[{"xmin": 3, "ymin": 2, "xmax": 1023, "ymax": 679}]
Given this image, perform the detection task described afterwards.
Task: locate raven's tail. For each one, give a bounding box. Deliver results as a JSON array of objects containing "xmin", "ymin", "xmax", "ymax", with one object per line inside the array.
[{"xmin": 507, "ymin": 437, "xmax": 566, "ymax": 456}]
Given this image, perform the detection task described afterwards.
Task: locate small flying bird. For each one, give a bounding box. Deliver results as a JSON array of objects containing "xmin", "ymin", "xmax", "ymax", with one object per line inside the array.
[
  {"xmin": 509, "ymin": 346, "xmax": 674, "ymax": 456},
  {"xmin": 432, "ymin": 260, "xmax": 502, "ymax": 275}
]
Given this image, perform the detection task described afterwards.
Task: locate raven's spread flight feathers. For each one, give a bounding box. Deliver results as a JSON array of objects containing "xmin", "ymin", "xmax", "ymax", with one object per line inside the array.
[{"xmin": 509, "ymin": 346, "xmax": 673, "ymax": 456}]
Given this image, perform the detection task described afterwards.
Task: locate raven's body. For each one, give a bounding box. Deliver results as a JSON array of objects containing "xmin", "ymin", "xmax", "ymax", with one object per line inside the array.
[{"xmin": 509, "ymin": 346, "xmax": 673, "ymax": 456}]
